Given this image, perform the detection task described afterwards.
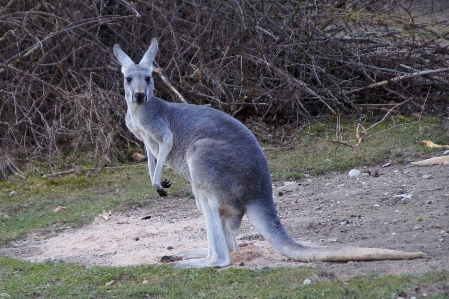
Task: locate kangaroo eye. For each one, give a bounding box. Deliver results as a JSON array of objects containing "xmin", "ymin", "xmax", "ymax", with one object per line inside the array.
[
  {"xmin": 125, "ymin": 77, "xmax": 132, "ymax": 83},
  {"xmin": 145, "ymin": 76, "xmax": 151, "ymax": 83}
]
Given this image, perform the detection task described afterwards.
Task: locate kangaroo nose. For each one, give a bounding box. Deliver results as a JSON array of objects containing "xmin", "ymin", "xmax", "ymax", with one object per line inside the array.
[{"xmin": 134, "ymin": 92, "xmax": 146, "ymax": 104}]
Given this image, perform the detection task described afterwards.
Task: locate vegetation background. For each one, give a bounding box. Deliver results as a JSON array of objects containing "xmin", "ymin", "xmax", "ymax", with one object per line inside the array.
[
  {"xmin": 1, "ymin": 1, "xmax": 449, "ymax": 298},
  {"xmin": 1, "ymin": 0, "xmax": 448, "ymax": 175}
]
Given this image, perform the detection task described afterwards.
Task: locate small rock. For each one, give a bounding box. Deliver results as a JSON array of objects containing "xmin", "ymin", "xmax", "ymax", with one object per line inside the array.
[
  {"xmin": 373, "ymin": 204, "xmax": 380, "ymax": 208},
  {"xmin": 413, "ymin": 226, "xmax": 422, "ymax": 230},
  {"xmin": 134, "ymin": 236, "xmax": 140, "ymax": 241},
  {"xmin": 142, "ymin": 280, "xmax": 149, "ymax": 284},
  {"xmin": 443, "ymin": 150, "xmax": 449, "ymax": 155},
  {"xmin": 393, "ymin": 194, "xmax": 412, "ymax": 199},
  {"xmin": 444, "ymin": 161, "xmax": 449, "ymax": 166},
  {"xmin": 392, "ymin": 232, "xmax": 397, "ymax": 236},
  {"xmin": 141, "ymin": 215, "xmax": 152, "ymax": 220},
  {"xmin": 440, "ymin": 239, "xmax": 445, "ymax": 242},
  {"xmin": 167, "ymin": 246, "xmax": 174, "ymax": 251},
  {"xmin": 278, "ymin": 182, "xmax": 300, "ymax": 192},
  {"xmin": 395, "ymin": 210, "xmax": 402, "ymax": 214},
  {"xmin": 422, "ymin": 174, "xmax": 432, "ymax": 179},
  {"xmin": 303, "ymin": 279, "xmax": 312, "ymax": 285},
  {"xmin": 239, "ymin": 262, "xmax": 245, "ymax": 266},
  {"xmin": 9, "ymin": 191, "xmax": 17, "ymax": 196},
  {"xmin": 348, "ymin": 169, "xmax": 361, "ymax": 178}
]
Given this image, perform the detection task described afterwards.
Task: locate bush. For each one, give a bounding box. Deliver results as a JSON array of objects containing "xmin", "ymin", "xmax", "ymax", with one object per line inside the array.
[{"xmin": 1, "ymin": 0, "xmax": 448, "ymax": 165}]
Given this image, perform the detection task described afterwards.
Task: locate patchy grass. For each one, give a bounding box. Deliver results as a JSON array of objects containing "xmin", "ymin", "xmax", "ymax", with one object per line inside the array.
[
  {"xmin": 0, "ymin": 256, "xmax": 448, "ymax": 298},
  {"xmin": 1, "ymin": 116, "xmax": 448, "ymax": 298},
  {"xmin": 0, "ymin": 166, "xmax": 190, "ymax": 245},
  {"xmin": 266, "ymin": 116, "xmax": 447, "ymax": 180}
]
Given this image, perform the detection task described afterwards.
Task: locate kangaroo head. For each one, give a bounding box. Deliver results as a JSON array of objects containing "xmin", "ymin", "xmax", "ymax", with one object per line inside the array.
[{"xmin": 113, "ymin": 38, "xmax": 158, "ymax": 105}]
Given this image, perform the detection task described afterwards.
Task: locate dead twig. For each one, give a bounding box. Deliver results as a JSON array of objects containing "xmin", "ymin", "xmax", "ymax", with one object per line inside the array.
[{"xmin": 154, "ymin": 68, "xmax": 188, "ymax": 104}]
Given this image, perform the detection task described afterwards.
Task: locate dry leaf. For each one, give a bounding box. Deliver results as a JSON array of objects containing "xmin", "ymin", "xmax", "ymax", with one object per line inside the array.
[
  {"xmin": 105, "ymin": 280, "xmax": 116, "ymax": 286},
  {"xmin": 132, "ymin": 152, "xmax": 147, "ymax": 161},
  {"xmin": 419, "ymin": 140, "xmax": 449, "ymax": 149},
  {"xmin": 53, "ymin": 206, "xmax": 66, "ymax": 213}
]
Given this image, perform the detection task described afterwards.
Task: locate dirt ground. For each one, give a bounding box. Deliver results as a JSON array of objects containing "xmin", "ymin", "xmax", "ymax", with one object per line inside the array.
[{"xmin": 1, "ymin": 160, "xmax": 448, "ymax": 281}]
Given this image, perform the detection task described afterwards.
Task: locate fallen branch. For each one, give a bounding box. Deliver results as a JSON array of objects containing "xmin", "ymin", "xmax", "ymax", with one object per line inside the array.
[
  {"xmin": 326, "ymin": 139, "xmax": 355, "ymax": 147},
  {"xmin": 6, "ymin": 157, "xmax": 27, "ymax": 179},
  {"xmin": 153, "ymin": 67, "xmax": 188, "ymax": 104},
  {"xmin": 42, "ymin": 168, "xmax": 76, "ymax": 178},
  {"xmin": 42, "ymin": 164, "xmax": 147, "ymax": 178},
  {"xmin": 346, "ymin": 67, "xmax": 449, "ymax": 95}
]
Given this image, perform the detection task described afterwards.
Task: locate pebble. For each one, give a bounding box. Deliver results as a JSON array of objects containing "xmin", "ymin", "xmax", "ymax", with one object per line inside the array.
[
  {"xmin": 278, "ymin": 182, "xmax": 300, "ymax": 192},
  {"xmin": 348, "ymin": 169, "xmax": 361, "ymax": 177},
  {"xmin": 395, "ymin": 210, "xmax": 402, "ymax": 214},
  {"xmin": 444, "ymin": 150, "xmax": 449, "ymax": 155},
  {"xmin": 9, "ymin": 191, "xmax": 17, "ymax": 196},
  {"xmin": 422, "ymin": 174, "xmax": 432, "ymax": 179},
  {"xmin": 393, "ymin": 194, "xmax": 412, "ymax": 199},
  {"xmin": 303, "ymin": 279, "xmax": 312, "ymax": 285},
  {"xmin": 444, "ymin": 161, "xmax": 449, "ymax": 166}
]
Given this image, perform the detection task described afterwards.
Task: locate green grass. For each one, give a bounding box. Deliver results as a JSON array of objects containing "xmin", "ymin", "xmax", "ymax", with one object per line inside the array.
[
  {"xmin": 0, "ymin": 167, "xmax": 190, "ymax": 245},
  {"xmin": 266, "ymin": 116, "xmax": 447, "ymax": 180},
  {"xmin": 1, "ymin": 256, "xmax": 447, "ymax": 298},
  {"xmin": 1, "ymin": 116, "xmax": 448, "ymax": 298}
]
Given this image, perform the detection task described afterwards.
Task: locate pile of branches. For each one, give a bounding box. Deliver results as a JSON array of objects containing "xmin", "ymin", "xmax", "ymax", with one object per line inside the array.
[{"xmin": 1, "ymin": 0, "xmax": 448, "ymax": 166}]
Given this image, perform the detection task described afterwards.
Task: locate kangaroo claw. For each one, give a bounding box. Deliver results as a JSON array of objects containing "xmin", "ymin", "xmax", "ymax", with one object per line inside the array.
[{"xmin": 161, "ymin": 179, "xmax": 172, "ymax": 188}]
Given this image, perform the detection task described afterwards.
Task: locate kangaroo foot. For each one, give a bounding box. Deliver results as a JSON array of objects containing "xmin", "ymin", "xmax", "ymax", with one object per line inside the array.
[
  {"xmin": 156, "ymin": 188, "xmax": 168, "ymax": 197},
  {"xmin": 160, "ymin": 255, "xmax": 182, "ymax": 263}
]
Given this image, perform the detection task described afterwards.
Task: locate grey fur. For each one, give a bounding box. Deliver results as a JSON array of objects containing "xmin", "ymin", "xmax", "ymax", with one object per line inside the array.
[{"xmin": 113, "ymin": 39, "xmax": 425, "ymax": 268}]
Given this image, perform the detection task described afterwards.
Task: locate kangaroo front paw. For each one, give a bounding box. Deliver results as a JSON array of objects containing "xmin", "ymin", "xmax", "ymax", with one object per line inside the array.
[
  {"xmin": 161, "ymin": 179, "xmax": 172, "ymax": 188},
  {"xmin": 156, "ymin": 188, "xmax": 168, "ymax": 197}
]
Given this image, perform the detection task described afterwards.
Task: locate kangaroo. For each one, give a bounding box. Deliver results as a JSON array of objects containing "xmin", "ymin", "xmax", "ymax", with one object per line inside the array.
[{"xmin": 113, "ymin": 38, "xmax": 425, "ymax": 268}]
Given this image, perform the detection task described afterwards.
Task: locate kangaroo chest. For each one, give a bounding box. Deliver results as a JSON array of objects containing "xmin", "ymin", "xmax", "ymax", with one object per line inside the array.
[{"xmin": 125, "ymin": 111, "xmax": 160, "ymax": 156}]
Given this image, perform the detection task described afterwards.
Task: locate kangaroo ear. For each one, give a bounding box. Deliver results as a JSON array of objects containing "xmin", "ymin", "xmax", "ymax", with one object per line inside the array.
[
  {"xmin": 139, "ymin": 38, "xmax": 158, "ymax": 67},
  {"xmin": 113, "ymin": 44, "xmax": 135, "ymax": 68}
]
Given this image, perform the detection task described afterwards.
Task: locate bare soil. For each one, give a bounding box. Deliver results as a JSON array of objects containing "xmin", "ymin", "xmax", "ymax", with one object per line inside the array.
[{"xmin": 1, "ymin": 162, "xmax": 448, "ymax": 280}]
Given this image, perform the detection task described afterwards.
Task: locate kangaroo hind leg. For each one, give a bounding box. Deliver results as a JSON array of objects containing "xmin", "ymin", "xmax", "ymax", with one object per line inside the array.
[
  {"xmin": 160, "ymin": 213, "xmax": 241, "ymax": 264},
  {"xmin": 168, "ymin": 191, "xmax": 231, "ymax": 268}
]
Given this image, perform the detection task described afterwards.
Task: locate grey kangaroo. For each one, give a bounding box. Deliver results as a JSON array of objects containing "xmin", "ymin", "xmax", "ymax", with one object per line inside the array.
[{"xmin": 113, "ymin": 38, "xmax": 425, "ymax": 268}]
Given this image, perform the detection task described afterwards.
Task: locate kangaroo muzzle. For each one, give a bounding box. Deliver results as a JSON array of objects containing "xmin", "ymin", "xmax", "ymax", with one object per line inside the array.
[{"xmin": 133, "ymin": 92, "xmax": 146, "ymax": 104}]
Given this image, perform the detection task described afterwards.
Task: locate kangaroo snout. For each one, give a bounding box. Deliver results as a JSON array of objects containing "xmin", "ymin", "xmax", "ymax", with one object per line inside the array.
[{"xmin": 133, "ymin": 92, "xmax": 146, "ymax": 104}]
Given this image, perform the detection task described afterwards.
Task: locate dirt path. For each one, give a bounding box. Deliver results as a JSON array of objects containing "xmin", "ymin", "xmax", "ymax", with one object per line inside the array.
[{"xmin": 1, "ymin": 162, "xmax": 448, "ymax": 280}]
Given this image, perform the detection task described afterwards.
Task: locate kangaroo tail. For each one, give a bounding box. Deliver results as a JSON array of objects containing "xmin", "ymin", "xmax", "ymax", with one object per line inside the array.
[{"xmin": 245, "ymin": 202, "xmax": 425, "ymax": 262}]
